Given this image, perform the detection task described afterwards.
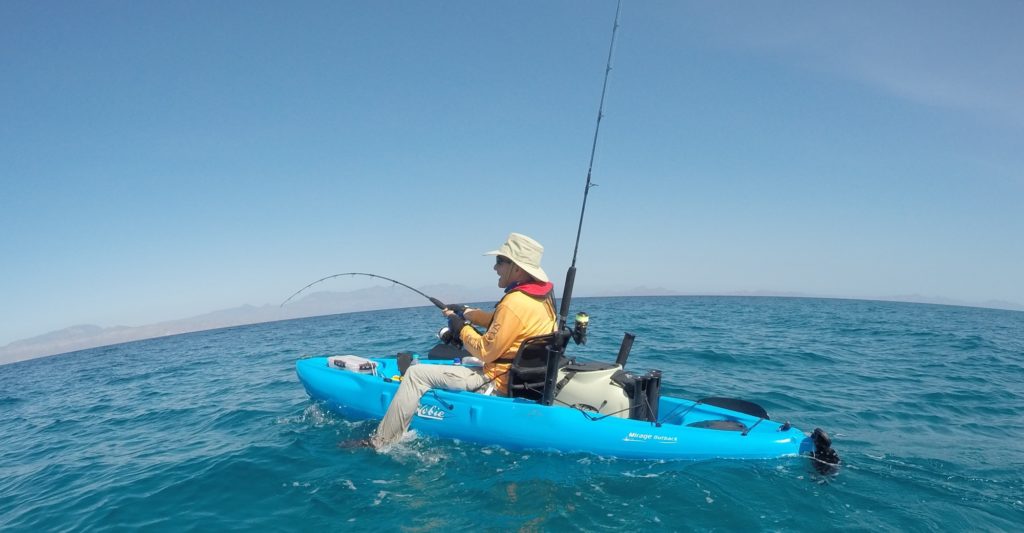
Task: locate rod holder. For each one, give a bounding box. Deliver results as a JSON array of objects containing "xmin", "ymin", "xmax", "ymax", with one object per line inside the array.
[
  {"xmin": 615, "ymin": 332, "xmax": 635, "ymax": 368},
  {"xmin": 540, "ymin": 330, "xmax": 568, "ymax": 406}
]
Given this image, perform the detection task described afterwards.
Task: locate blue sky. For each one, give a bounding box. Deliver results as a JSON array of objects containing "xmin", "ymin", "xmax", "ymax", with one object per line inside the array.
[{"xmin": 2, "ymin": 0, "xmax": 1022, "ymax": 346}]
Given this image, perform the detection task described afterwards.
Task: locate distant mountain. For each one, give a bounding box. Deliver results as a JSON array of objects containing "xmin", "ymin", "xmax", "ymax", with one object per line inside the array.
[
  {"xmin": 981, "ymin": 299, "xmax": 1024, "ymax": 311},
  {"xmin": 3, "ymin": 288, "xmax": 1020, "ymax": 365},
  {"xmin": 878, "ymin": 294, "xmax": 1024, "ymax": 312},
  {"xmin": 587, "ymin": 286, "xmax": 681, "ymax": 297},
  {"xmin": 717, "ymin": 290, "xmax": 815, "ymax": 298},
  {"xmin": 0, "ymin": 284, "xmax": 497, "ymax": 365},
  {"xmin": 0, "ymin": 324, "xmax": 140, "ymax": 365}
]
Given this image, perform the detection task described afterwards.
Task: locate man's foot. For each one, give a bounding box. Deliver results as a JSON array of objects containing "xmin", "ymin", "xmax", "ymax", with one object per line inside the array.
[{"xmin": 338, "ymin": 438, "xmax": 372, "ymax": 449}]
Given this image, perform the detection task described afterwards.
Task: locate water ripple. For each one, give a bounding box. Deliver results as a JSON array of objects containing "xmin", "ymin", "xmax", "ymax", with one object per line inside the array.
[{"xmin": 1, "ymin": 297, "xmax": 1022, "ymax": 530}]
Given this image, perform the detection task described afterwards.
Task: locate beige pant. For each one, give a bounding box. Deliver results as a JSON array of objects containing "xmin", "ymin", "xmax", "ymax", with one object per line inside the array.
[{"xmin": 370, "ymin": 364, "xmax": 485, "ymax": 448}]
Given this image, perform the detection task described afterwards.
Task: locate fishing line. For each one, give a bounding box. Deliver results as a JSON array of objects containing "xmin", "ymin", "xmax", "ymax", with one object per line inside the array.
[{"xmin": 280, "ymin": 272, "xmax": 447, "ymax": 309}]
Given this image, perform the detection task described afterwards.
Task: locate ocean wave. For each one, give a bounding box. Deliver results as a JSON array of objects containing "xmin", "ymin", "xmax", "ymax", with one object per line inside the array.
[{"xmin": 1, "ymin": 296, "xmax": 1022, "ymax": 530}]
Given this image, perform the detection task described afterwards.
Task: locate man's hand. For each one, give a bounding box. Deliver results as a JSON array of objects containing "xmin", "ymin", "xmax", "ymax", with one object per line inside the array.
[
  {"xmin": 447, "ymin": 314, "xmax": 468, "ymax": 336},
  {"xmin": 444, "ymin": 304, "xmax": 468, "ymax": 318}
]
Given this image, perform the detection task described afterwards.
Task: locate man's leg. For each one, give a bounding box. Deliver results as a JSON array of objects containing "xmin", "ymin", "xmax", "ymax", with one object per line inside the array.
[{"xmin": 370, "ymin": 365, "xmax": 484, "ymax": 448}]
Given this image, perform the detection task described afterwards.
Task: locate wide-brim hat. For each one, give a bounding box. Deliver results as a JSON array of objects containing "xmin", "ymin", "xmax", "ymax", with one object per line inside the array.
[{"xmin": 484, "ymin": 232, "xmax": 550, "ymax": 283}]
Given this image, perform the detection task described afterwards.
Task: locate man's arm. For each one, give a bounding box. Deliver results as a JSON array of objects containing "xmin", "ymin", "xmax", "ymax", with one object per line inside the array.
[
  {"xmin": 464, "ymin": 308, "xmax": 493, "ymax": 326},
  {"xmin": 459, "ymin": 304, "xmax": 523, "ymax": 363}
]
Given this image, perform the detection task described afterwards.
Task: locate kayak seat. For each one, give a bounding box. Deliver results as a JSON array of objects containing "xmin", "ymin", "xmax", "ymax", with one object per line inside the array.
[{"xmin": 507, "ymin": 333, "xmax": 569, "ymax": 401}]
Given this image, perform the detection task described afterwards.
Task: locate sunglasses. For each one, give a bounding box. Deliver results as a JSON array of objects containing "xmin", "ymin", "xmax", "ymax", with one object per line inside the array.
[{"xmin": 495, "ymin": 256, "xmax": 512, "ymax": 266}]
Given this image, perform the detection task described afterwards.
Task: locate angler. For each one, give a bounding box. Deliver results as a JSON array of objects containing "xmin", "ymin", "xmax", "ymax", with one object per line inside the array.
[{"xmin": 289, "ymin": 0, "xmax": 840, "ymax": 473}]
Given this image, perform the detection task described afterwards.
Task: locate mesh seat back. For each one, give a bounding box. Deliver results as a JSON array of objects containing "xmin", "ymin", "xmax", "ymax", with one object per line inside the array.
[{"xmin": 507, "ymin": 333, "xmax": 567, "ymax": 401}]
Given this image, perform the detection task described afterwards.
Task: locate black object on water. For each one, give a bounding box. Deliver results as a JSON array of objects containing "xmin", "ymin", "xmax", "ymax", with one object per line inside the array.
[{"xmin": 811, "ymin": 427, "xmax": 841, "ymax": 475}]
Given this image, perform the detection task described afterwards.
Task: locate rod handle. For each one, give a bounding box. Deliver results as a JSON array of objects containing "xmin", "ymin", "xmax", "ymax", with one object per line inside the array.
[
  {"xmin": 615, "ymin": 332, "xmax": 635, "ymax": 368},
  {"xmin": 558, "ymin": 266, "xmax": 576, "ymax": 329}
]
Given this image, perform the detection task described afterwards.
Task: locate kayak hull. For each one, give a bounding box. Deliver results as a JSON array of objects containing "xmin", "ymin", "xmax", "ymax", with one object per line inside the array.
[{"xmin": 296, "ymin": 356, "xmax": 816, "ymax": 461}]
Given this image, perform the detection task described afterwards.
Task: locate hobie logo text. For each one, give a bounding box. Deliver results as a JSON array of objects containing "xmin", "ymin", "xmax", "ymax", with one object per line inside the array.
[{"xmin": 416, "ymin": 405, "xmax": 446, "ymax": 420}]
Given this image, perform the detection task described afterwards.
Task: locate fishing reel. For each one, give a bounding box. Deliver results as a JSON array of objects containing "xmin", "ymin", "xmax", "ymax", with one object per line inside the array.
[
  {"xmin": 571, "ymin": 312, "xmax": 589, "ymax": 345},
  {"xmin": 437, "ymin": 326, "xmax": 461, "ymax": 346},
  {"xmin": 428, "ymin": 327, "xmax": 472, "ymax": 360}
]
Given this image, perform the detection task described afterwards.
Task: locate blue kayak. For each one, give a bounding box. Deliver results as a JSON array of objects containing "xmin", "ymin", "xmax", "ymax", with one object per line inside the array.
[{"xmin": 296, "ymin": 355, "xmax": 834, "ymax": 464}]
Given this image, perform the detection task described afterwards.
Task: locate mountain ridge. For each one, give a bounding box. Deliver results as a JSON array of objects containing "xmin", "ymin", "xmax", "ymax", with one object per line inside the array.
[{"xmin": 3, "ymin": 289, "xmax": 1020, "ymax": 365}]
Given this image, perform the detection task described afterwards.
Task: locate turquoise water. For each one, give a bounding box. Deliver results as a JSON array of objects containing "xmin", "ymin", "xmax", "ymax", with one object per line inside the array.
[{"xmin": 2, "ymin": 296, "xmax": 1022, "ymax": 531}]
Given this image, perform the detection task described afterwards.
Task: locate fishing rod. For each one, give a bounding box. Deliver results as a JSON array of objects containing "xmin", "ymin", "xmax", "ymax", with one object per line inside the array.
[
  {"xmin": 558, "ymin": 0, "xmax": 622, "ymax": 330},
  {"xmin": 280, "ymin": 272, "xmax": 447, "ymax": 309},
  {"xmin": 538, "ymin": 0, "xmax": 623, "ymax": 407}
]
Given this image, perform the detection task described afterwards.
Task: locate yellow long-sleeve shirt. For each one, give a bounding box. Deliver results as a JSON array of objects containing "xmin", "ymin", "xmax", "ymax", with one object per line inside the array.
[{"xmin": 458, "ymin": 290, "xmax": 557, "ymax": 394}]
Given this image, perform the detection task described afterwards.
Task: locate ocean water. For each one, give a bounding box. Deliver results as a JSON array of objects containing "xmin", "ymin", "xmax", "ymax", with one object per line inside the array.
[{"xmin": 1, "ymin": 296, "xmax": 1022, "ymax": 531}]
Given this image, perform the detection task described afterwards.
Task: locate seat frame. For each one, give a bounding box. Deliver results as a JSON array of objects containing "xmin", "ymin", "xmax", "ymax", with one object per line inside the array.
[{"xmin": 506, "ymin": 332, "xmax": 570, "ymax": 403}]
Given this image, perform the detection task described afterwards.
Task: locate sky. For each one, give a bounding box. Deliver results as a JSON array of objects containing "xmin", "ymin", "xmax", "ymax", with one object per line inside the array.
[{"xmin": 2, "ymin": 0, "xmax": 1022, "ymax": 346}]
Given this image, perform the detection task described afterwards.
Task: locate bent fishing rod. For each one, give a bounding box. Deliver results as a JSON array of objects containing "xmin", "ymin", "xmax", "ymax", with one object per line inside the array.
[
  {"xmin": 280, "ymin": 272, "xmax": 448, "ymax": 310},
  {"xmin": 557, "ymin": 0, "xmax": 622, "ymax": 330}
]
